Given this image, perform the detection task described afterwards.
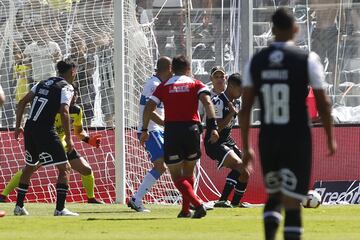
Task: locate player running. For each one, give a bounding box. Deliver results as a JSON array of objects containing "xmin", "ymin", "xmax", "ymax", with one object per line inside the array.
[
  {"xmin": 205, "ymin": 73, "xmax": 251, "ymax": 208},
  {"xmin": 140, "ymin": 55, "xmax": 219, "ymax": 218},
  {"xmin": 0, "ymin": 88, "xmax": 103, "ymax": 204},
  {"xmin": 240, "ymin": 8, "xmax": 336, "ymax": 240},
  {"xmin": 127, "ymin": 56, "xmax": 172, "ymax": 212},
  {"xmin": 13, "ymin": 60, "xmax": 78, "ymax": 216}
]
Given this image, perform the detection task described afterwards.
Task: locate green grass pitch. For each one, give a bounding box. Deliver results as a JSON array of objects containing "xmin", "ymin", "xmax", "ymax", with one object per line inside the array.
[{"xmin": 0, "ymin": 203, "xmax": 359, "ymax": 240}]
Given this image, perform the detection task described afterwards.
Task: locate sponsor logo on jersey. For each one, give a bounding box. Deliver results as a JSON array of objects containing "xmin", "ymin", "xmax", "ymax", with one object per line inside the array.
[{"xmin": 169, "ymin": 84, "xmax": 190, "ymax": 93}]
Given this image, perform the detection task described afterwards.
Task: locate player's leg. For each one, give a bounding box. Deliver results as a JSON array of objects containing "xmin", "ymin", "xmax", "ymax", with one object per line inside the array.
[
  {"xmin": 263, "ymin": 193, "xmax": 283, "ymax": 240},
  {"xmin": 67, "ymin": 149, "xmax": 103, "ymax": 204},
  {"xmin": 221, "ymin": 149, "xmax": 250, "ymax": 207},
  {"xmin": 14, "ymin": 164, "xmax": 37, "ymax": 216},
  {"xmin": 0, "ymin": 169, "xmax": 23, "ymax": 202},
  {"xmin": 230, "ymin": 146, "xmax": 250, "ymax": 207},
  {"xmin": 14, "ymin": 131, "xmax": 38, "ymax": 216},
  {"xmin": 260, "ymin": 135, "xmax": 282, "ymax": 240},
  {"xmin": 280, "ymin": 136, "xmax": 312, "ymax": 240},
  {"xmin": 129, "ymin": 131, "xmax": 166, "ymax": 212},
  {"xmin": 54, "ymin": 162, "xmax": 78, "ymax": 216},
  {"xmin": 182, "ymin": 159, "xmax": 206, "ymax": 218},
  {"xmin": 1, "ymin": 164, "xmax": 42, "ymax": 202}
]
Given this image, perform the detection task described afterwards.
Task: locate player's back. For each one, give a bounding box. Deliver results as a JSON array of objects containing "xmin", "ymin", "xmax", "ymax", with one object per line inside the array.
[
  {"xmin": 153, "ymin": 75, "xmax": 207, "ymax": 123},
  {"xmin": 250, "ymin": 42, "xmax": 310, "ymax": 135},
  {"xmin": 26, "ymin": 77, "xmax": 73, "ymax": 131},
  {"xmin": 138, "ymin": 75, "xmax": 164, "ymax": 132}
]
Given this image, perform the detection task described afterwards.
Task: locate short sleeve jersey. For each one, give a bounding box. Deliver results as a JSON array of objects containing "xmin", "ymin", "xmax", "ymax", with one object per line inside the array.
[
  {"xmin": 205, "ymin": 92, "xmax": 241, "ymax": 145},
  {"xmin": 138, "ymin": 75, "xmax": 164, "ymax": 132},
  {"xmin": 26, "ymin": 77, "xmax": 74, "ymax": 131},
  {"xmin": 54, "ymin": 104, "xmax": 83, "ymax": 144},
  {"xmin": 243, "ymin": 42, "xmax": 326, "ymax": 133},
  {"xmin": 150, "ymin": 75, "xmax": 209, "ymax": 123}
]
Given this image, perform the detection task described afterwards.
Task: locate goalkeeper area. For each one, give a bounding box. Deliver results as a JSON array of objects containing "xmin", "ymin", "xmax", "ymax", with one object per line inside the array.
[{"xmin": 0, "ymin": 203, "xmax": 360, "ymax": 240}]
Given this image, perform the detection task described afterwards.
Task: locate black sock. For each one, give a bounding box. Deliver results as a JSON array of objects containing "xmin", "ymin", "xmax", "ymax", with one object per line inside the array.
[
  {"xmin": 284, "ymin": 209, "xmax": 302, "ymax": 240},
  {"xmin": 231, "ymin": 181, "xmax": 247, "ymax": 205},
  {"xmin": 16, "ymin": 183, "xmax": 29, "ymax": 208},
  {"xmin": 219, "ymin": 170, "xmax": 239, "ymax": 201},
  {"xmin": 56, "ymin": 183, "xmax": 69, "ymax": 211},
  {"xmin": 263, "ymin": 197, "xmax": 282, "ymax": 240}
]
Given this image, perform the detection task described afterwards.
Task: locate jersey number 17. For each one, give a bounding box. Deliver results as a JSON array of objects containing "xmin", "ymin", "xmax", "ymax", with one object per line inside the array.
[{"xmin": 29, "ymin": 96, "xmax": 48, "ymax": 121}]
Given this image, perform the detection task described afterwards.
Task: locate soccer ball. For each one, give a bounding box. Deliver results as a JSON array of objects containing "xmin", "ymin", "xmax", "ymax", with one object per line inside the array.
[{"xmin": 301, "ymin": 190, "xmax": 322, "ymax": 208}]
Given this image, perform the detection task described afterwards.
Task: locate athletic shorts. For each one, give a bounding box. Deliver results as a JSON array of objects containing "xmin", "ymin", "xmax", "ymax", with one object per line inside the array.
[
  {"xmin": 205, "ymin": 142, "xmax": 242, "ymax": 169},
  {"xmin": 138, "ymin": 130, "xmax": 164, "ymax": 162},
  {"xmin": 259, "ymin": 130, "xmax": 312, "ymax": 201},
  {"xmin": 164, "ymin": 122, "xmax": 201, "ymax": 165},
  {"xmin": 66, "ymin": 149, "xmax": 82, "ymax": 161},
  {"xmin": 24, "ymin": 127, "xmax": 68, "ymax": 167}
]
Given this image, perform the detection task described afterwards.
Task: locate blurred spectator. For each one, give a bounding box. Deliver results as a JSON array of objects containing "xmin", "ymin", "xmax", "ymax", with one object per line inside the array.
[
  {"xmin": 23, "ymin": 26, "xmax": 62, "ymax": 83},
  {"xmin": 70, "ymin": 34, "xmax": 96, "ymax": 127},
  {"xmin": 311, "ymin": 0, "xmax": 339, "ymax": 80},
  {"xmin": 153, "ymin": 0, "xmax": 185, "ymax": 55},
  {"xmin": 136, "ymin": 0, "xmax": 150, "ymax": 24},
  {"xmin": 97, "ymin": 35, "xmax": 115, "ymax": 127}
]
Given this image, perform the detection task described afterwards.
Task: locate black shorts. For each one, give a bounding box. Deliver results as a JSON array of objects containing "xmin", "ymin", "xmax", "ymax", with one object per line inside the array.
[
  {"xmin": 24, "ymin": 127, "xmax": 68, "ymax": 167},
  {"xmin": 205, "ymin": 142, "xmax": 242, "ymax": 169},
  {"xmin": 67, "ymin": 149, "xmax": 82, "ymax": 161},
  {"xmin": 164, "ymin": 122, "xmax": 202, "ymax": 165},
  {"xmin": 259, "ymin": 130, "xmax": 312, "ymax": 201}
]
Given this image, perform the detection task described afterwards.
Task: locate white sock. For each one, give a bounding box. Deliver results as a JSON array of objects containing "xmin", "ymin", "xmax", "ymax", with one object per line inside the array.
[{"xmin": 133, "ymin": 169, "xmax": 160, "ymax": 203}]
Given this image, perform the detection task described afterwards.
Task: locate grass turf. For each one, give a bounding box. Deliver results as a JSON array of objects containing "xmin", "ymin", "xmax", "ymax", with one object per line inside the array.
[{"xmin": 0, "ymin": 203, "xmax": 359, "ymax": 240}]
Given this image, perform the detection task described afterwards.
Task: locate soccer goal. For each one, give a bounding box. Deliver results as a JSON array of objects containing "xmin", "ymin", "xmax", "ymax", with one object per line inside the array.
[{"xmin": 0, "ymin": 0, "xmax": 182, "ymax": 204}]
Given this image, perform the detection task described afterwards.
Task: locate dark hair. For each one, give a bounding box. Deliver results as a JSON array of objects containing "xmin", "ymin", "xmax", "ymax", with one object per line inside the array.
[
  {"xmin": 172, "ymin": 55, "xmax": 190, "ymax": 75},
  {"xmin": 272, "ymin": 8, "xmax": 295, "ymax": 31},
  {"xmin": 57, "ymin": 59, "xmax": 76, "ymax": 75},
  {"xmin": 227, "ymin": 73, "xmax": 242, "ymax": 86}
]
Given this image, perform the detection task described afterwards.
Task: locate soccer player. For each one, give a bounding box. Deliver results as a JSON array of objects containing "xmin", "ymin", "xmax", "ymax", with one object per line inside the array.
[
  {"xmin": 240, "ymin": 8, "xmax": 336, "ymax": 240},
  {"xmin": 13, "ymin": 59, "xmax": 79, "ymax": 216},
  {"xmin": 127, "ymin": 56, "xmax": 172, "ymax": 212},
  {"xmin": 140, "ymin": 55, "xmax": 219, "ymax": 218},
  {"xmin": 0, "ymin": 88, "xmax": 103, "ymax": 204},
  {"xmin": 205, "ymin": 73, "xmax": 251, "ymax": 208}
]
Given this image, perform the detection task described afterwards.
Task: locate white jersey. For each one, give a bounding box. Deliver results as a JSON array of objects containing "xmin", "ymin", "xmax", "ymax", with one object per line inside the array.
[
  {"xmin": 138, "ymin": 75, "xmax": 164, "ymax": 132},
  {"xmin": 24, "ymin": 41, "xmax": 62, "ymax": 82}
]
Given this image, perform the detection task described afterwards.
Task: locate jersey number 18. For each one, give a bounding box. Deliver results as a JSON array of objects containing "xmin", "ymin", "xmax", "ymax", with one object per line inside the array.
[{"xmin": 261, "ymin": 84, "xmax": 289, "ymax": 124}]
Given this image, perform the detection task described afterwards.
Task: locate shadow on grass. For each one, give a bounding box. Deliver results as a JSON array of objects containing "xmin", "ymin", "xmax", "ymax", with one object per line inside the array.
[
  {"xmin": 77, "ymin": 210, "xmax": 134, "ymax": 214},
  {"xmin": 85, "ymin": 217, "xmax": 170, "ymax": 221}
]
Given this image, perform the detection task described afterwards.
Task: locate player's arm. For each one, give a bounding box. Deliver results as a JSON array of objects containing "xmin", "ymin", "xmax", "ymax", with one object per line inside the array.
[
  {"xmin": 140, "ymin": 99, "xmax": 157, "ymax": 146},
  {"xmin": 15, "ymin": 90, "xmax": 35, "ymax": 140},
  {"xmin": 199, "ymin": 92, "xmax": 219, "ymax": 144},
  {"xmin": 308, "ymin": 52, "xmax": 336, "ymax": 155},
  {"xmin": 150, "ymin": 111, "xmax": 164, "ymax": 126},
  {"xmin": 60, "ymin": 85, "xmax": 74, "ymax": 152},
  {"xmin": 239, "ymin": 61, "xmax": 256, "ymax": 165},
  {"xmin": 73, "ymin": 125, "xmax": 101, "ymax": 148}
]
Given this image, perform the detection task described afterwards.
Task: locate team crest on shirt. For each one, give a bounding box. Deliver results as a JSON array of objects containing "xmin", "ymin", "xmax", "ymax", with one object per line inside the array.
[{"xmin": 269, "ymin": 50, "xmax": 284, "ymax": 66}]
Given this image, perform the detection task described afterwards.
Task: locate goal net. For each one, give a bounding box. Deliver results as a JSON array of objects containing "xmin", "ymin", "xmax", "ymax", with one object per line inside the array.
[{"xmin": 0, "ymin": 0, "xmax": 182, "ymax": 204}]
